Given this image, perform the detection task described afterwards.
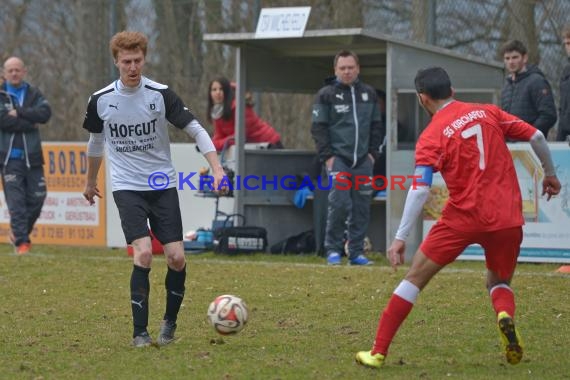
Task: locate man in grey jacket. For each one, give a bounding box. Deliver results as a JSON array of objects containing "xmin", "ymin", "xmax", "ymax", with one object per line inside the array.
[
  {"xmin": 0, "ymin": 57, "xmax": 51, "ymax": 254},
  {"xmin": 311, "ymin": 50, "xmax": 383, "ymax": 266},
  {"xmin": 500, "ymin": 40, "xmax": 557, "ymax": 138}
]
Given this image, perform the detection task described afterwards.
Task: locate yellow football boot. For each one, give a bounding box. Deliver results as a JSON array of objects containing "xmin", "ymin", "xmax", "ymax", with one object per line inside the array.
[
  {"xmin": 355, "ymin": 350, "xmax": 385, "ymax": 369},
  {"xmin": 497, "ymin": 311, "xmax": 524, "ymax": 365}
]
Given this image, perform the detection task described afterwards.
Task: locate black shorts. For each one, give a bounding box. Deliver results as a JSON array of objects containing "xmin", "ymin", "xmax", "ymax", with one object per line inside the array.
[{"xmin": 112, "ymin": 187, "xmax": 183, "ymax": 245}]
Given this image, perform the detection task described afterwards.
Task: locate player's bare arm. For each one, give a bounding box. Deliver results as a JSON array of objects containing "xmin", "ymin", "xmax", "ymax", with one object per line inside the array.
[
  {"xmin": 203, "ymin": 150, "xmax": 227, "ymax": 194},
  {"xmin": 183, "ymin": 119, "xmax": 227, "ymax": 194},
  {"xmin": 84, "ymin": 132, "xmax": 105, "ymax": 205},
  {"xmin": 387, "ymin": 239, "xmax": 406, "ymax": 271},
  {"xmin": 83, "ymin": 156, "xmax": 103, "ymax": 205},
  {"xmin": 529, "ymin": 130, "xmax": 561, "ymax": 200},
  {"xmin": 542, "ymin": 175, "xmax": 561, "ymax": 201},
  {"xmin": 389, "ymin": 165, "xmax": 433, "ymax": 271}
]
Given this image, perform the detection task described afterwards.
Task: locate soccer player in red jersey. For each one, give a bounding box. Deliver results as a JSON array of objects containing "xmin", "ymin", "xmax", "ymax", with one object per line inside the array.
[{"xmin": 356, "ymin": 67, "xmax": 561, "ymax": 368}]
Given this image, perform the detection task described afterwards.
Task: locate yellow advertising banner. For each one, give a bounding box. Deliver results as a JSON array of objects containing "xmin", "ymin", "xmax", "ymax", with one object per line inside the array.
[{"xmin": 0, "ymin": 142, "xmax": 106, "ymax": 246}]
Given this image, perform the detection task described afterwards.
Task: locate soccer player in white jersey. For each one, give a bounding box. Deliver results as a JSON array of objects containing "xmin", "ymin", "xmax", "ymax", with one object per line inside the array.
[{"xmin": 82, "ymin": 31, "xmax": 226, "ymax": 347}]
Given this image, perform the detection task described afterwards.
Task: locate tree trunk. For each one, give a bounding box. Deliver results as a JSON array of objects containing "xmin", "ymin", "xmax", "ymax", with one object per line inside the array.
[
  {"xmin": 411, "ymin": 0, "xmax": 429, "ymax": 43},
  {"xmin": 506, "ymin": 0, "xmax": 539, "ymax": 64}
]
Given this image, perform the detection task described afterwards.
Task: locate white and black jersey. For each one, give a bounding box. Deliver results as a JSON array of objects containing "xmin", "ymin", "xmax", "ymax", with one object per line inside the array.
[{"xmin": 83, "ymin": 76, "xmax": 195, "ymax": 191}]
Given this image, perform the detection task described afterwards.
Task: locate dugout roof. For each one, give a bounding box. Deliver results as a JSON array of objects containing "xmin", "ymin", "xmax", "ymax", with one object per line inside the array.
[{"xmin": 203, "ymin": 28, "xmax": 503, "ymax": 93}]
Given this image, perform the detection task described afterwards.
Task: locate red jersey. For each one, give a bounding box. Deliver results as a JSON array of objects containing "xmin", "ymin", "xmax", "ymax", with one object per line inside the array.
[
  {"xmin": 415, "ymin": 101, "xmax": 537, "ymax": 232},
  {"xmin": 212, "ymin": 100, "xmax": 281, "ymax": 151}
]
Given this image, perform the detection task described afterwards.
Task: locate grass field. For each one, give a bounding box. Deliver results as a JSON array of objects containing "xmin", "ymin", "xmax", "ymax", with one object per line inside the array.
[{"xmin": 1, "ymin": 245, "xmax": 569, "ymax": 380}]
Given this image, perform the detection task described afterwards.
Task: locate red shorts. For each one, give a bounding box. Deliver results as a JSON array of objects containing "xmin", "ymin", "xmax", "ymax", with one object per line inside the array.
[{"xmin": 420, "ymin": 222, "xmax": 523, "ymax": 280}]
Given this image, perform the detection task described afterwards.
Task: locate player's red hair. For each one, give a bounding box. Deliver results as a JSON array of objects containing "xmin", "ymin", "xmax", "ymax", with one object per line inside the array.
[{"xmin": 110, "ymin": 31, "xmax": 148, "ymax": 60}]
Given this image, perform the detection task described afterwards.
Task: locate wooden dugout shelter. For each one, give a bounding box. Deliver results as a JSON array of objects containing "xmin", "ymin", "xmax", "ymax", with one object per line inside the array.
[{"xmin": 203, "ymin": 28, "xmax": 503, "ymax": 258}]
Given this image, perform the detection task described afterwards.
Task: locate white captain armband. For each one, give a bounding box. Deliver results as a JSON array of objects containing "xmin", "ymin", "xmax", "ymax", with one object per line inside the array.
[
  {"xmin": 413, "ymin": 165, "xmax": 433, "ymax": 187},
  {"xmin": 86, "ymin": 133, "xmax": 105, "ymax": 157}
]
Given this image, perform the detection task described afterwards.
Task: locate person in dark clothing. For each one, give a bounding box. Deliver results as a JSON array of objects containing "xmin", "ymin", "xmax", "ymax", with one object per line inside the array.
[
  {"xmin": 311, "ymin": 50, "xmax": 384, "ymax": 266},
  {"xmin": 0, "ymin": 56, "xmax": 51, "ymax": 255},
  {"xmin": 500, "ymin": 40, "xmax": 557, "ymax": 138},
  {"xmin": 557, "ymin": 25, "xmax": 570, "ymax": 142}
]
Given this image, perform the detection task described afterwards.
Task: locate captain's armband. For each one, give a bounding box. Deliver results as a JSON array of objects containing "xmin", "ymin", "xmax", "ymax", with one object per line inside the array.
[{"xmin": 413, "ymin": 165, "xmax": 433, "ymax": 187}]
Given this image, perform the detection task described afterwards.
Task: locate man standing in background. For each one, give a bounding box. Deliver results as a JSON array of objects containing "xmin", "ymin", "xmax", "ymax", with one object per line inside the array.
[
  {"xmin": 0, "ymin": 57, "xmax": 51, "ymax": 255},
  {"xmin": 557, "ymin": 26, "xmax": 570, "ymax": 142},
  {"xmin": 500, "ymin": 40, "xmax": 557, "ymax": 139},
  {"xmin": 311, "ymin": 50, "xmax": 384, "ymax": 266}
]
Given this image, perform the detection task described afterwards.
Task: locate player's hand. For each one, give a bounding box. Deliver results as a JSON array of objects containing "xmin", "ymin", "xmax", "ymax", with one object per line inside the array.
[
  {"xmin": 325, "ymin": 156, "xmax": 335, "ymax": 171},
  {"xmin": 211, "ymin": 166, "xmax": 228, "ymax": 195},
  {"xmin": 542, "ymin": 175, "xmax": 561, "ymax": 201},
  {"xmin": 387, "ymin": 239, "xmax": 406, "ymax": 272},
  {"xmin": 83, "ymin": 183, "xmax": 102, "ymax": 205}
]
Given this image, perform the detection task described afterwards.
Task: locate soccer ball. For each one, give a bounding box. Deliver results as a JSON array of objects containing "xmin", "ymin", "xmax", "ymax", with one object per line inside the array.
[{"xmin": 207, "ymin": 294, "xmax": 248, "ymax": 335}]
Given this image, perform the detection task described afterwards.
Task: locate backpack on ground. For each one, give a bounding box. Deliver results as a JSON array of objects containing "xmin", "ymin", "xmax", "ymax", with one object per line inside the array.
[{"xmin": 270, "ymin": 230, "xmax": 316, "ymax": 254}]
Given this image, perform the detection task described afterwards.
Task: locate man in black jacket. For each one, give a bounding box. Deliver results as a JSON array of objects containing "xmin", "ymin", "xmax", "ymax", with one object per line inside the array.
[
  {"xmin": 0, "ymin": 57, "xmax": 51, "ymax": 254},
  {"xmin": 500, "ymin": 40, "xmax": 557, "ymax": 138},
  {"xmin": 311, "ymin": 50, "xmax": 383, "ymax": 266},
  {"xmin": 558, "ymin": 25, "xmax": 570, "ymax": 142}
]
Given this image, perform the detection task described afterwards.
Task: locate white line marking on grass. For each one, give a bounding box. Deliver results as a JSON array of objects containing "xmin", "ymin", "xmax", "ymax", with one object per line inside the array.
[
  {"xmin": 3, "ymin": 249, "xmax": 569, "ymax": 279},
  {"xmin": 199, "ymin": 261, "xmax": 570, "ymax": 278}
]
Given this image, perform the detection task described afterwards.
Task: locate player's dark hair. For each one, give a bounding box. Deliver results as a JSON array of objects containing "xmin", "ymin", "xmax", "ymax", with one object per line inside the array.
[
  {"xmin": 414, "ymin": 67, "xmax": 452, "ymax": 100},
  {"xmin": 207, "ymin": 76, "xmax": 233, "ymax": 122},
  {"xmin": 334, "ymin": 50, "xmax": 359, "ymax": 67},
  {"xmin": 500, "ymin": 40, "xmax": 528, "ymax": 56}
]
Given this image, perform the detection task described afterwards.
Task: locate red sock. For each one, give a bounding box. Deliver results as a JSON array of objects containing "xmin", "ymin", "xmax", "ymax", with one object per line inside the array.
[
  {"xmin": 372, "ymin": 294, "xmax": 414, "ymax": 356},
  {"xmin": 490, "ymin": 285, "xmax": 515, "ymax": 318}
]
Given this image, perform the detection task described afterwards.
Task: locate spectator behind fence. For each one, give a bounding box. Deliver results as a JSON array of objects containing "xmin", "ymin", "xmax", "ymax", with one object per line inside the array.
[
  {"xmin": 82, "ymin": 31, "xmax": 227, "ymax": 348},
  {"xmin": 311, "ymin": 50, "xmax": 384, "ymax": 266},
  {"xmin": 500, "ymin": 39, "xmax": 557, "ymax": 139},
  {"xmin": 355, "ymin": 66, "xmax": 561, "ymax": 370},
  {"xmin": 557, "ymin": 25, "xmax": 570, "ymax": 142},
  {"xmin": 0, "ymin": 56, "xmax": 51, "ymax": 255},
  {"xmin": 207, "ymin": 77, "xmax": 283, "ymax": 152}
]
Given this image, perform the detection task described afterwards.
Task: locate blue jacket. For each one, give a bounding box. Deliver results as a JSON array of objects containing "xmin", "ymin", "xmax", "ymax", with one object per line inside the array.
[{"xmin": 0, "ymin": 82, "xmax": 51, "ymax": 167}]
